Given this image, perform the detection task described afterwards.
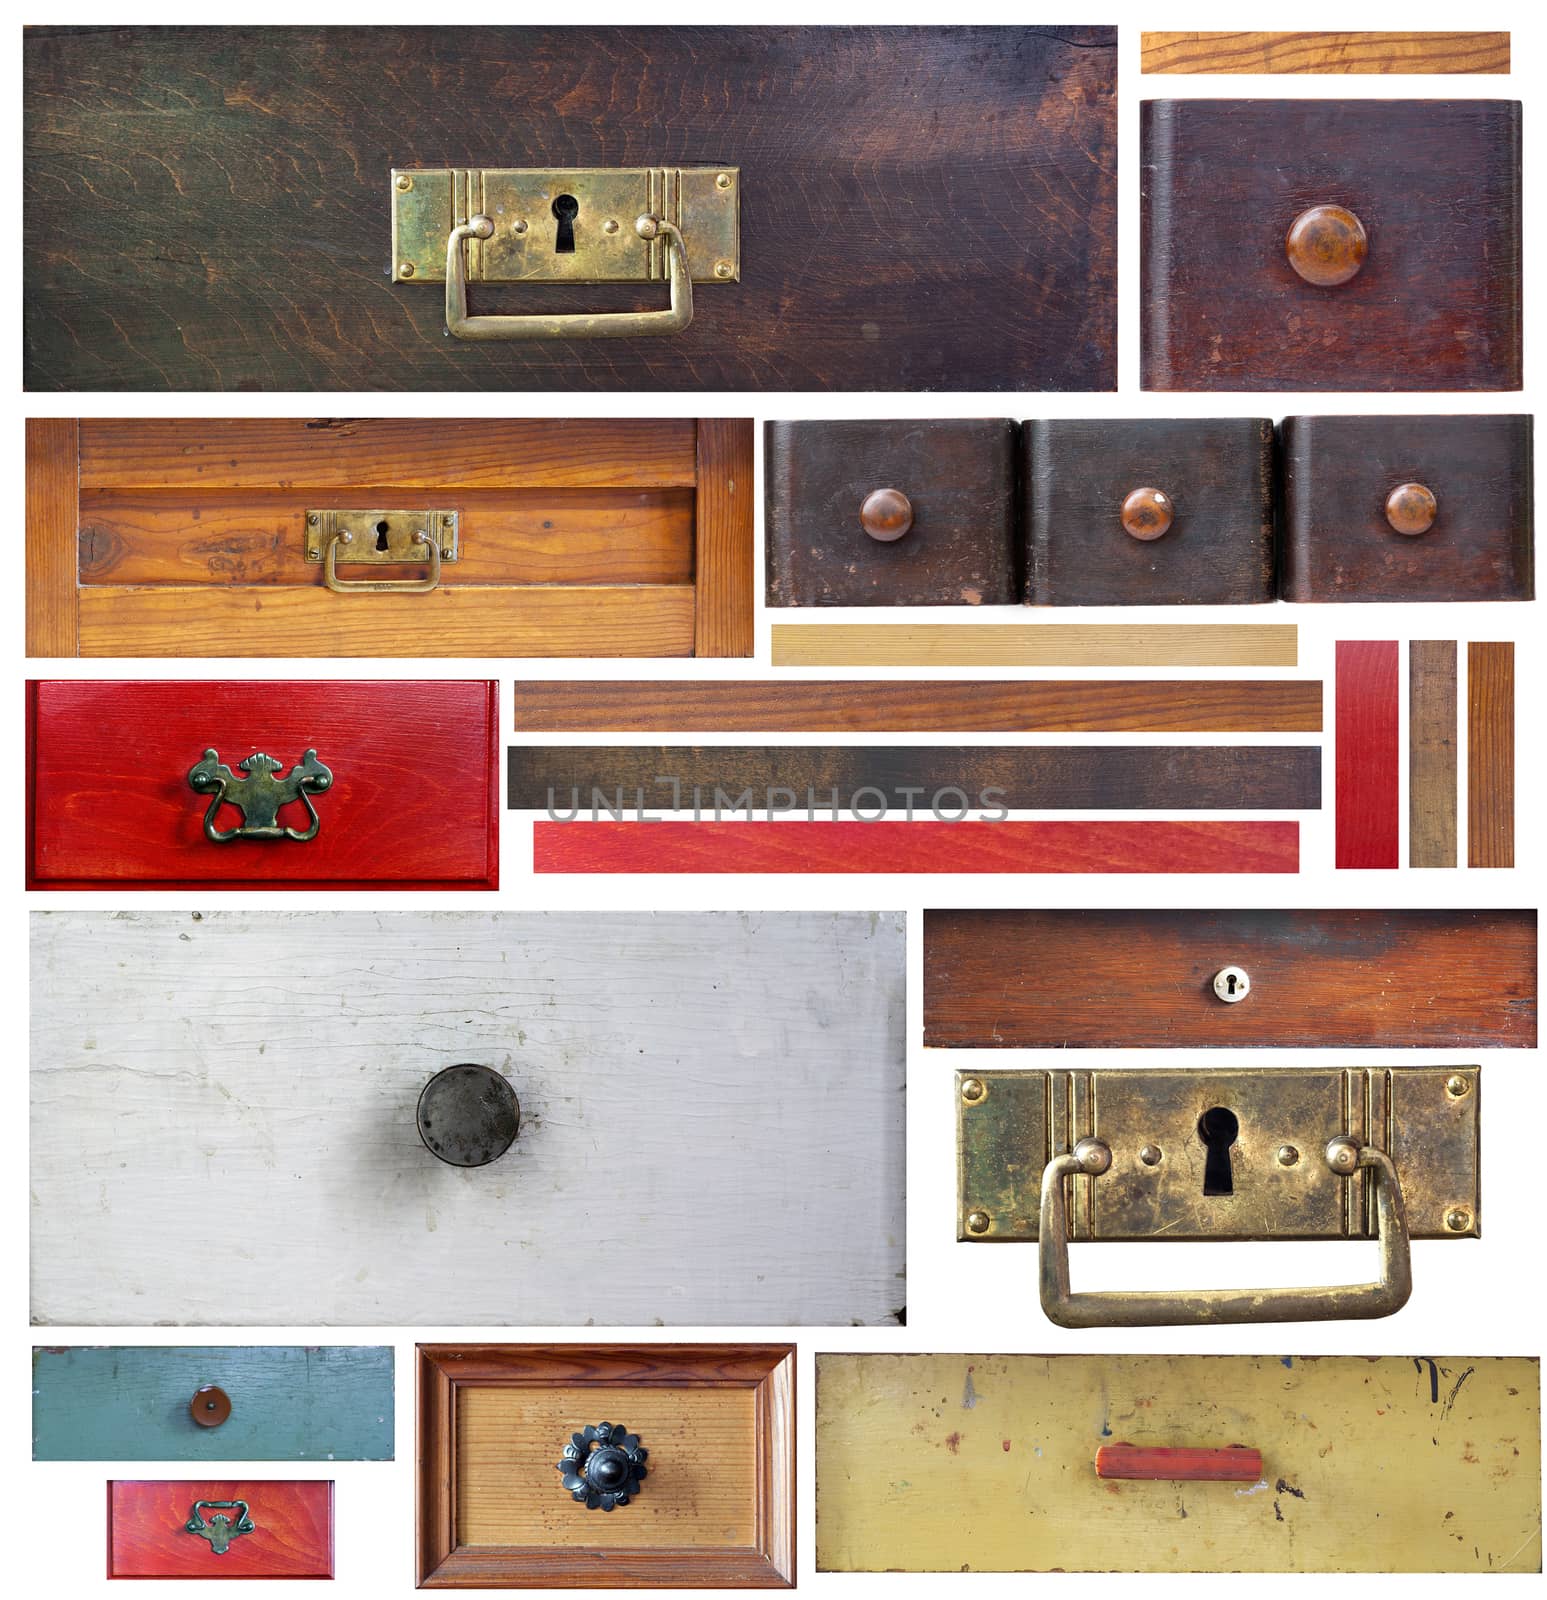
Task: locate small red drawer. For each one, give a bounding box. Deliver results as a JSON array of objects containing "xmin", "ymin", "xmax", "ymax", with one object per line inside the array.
[
  {"xmin": 108, "ymin": 1480, "xmax": 333, "ymax": 1579},
  {"xmin": 28, "ymin": 680, "xmax": 498, "ymax": 889}
]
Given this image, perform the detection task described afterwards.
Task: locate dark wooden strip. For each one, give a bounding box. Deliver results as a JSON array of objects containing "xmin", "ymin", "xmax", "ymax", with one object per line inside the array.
[
  {"xmin": 1468, "ymin": 642, "xmax": 1515, "ymax": 868},
  {"xmin": 1335, "ymin": 641, "xmax": 1399, "ymax": 869},
  {"xmin": 514, "ymin": 680, "xmax": 1323, "ymax": 733},
  {"xmin": 509, "ymin": 746, "xmax": 1321, "ymax": 811},
  {"xmin": 922, "ymin": 908, "xmax": 1537, "ymax": 1048},
  {"xmin": 1409, "ymin": 641, "xmax": 1457, "ymax": 868}
]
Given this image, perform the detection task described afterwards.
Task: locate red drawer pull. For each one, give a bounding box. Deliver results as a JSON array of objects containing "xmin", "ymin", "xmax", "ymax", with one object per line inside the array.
[{"xmin": 1095, "ymin": 1444, "xmax": 1263, "ymax": 1482}]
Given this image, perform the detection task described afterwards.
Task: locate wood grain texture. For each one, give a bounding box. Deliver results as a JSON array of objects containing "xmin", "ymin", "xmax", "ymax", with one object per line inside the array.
[
  {"xmin": 31, "ymin": 912, "xmax": 905, "ymax": 1325},
  {"xmin": 514, "ymin": 680, "xmax": 1323, "ymax": 733},
  {"xmin": 510, "ymin": 746, "xmax": 1321, "ymax": 811},
  {"xmin": 1409, "ymin": 640, "xmax": 1457, "ymax": 868},
  {"xmin": 1335, "ymin": 641, "xmax": 1399, "ymax": 869},
  {"xmin": 107, "ymin": 1479, "xmax": 333, "ymax": 1578},
  {"xmin": 1094, "ymin": 1446, "xmax": 1263, "ymax": 1482},
  {"xmin": 28, "ymin": 679, "xmax": 499, "ymax": 889},
  {"xmin": 694, "ymin": 420, "xmax": 754, "ymax": 658},
  {"xmin": 922, "ymin": 908, "xmax": 1538, "ymax": 1048},
  {"xmin": 1141, "ymin": 32, "xmax": 1511, "ymax": 74},
  {"xmin": 1142, "ymin": 100, "xmax": 1522, "ymax": 392},
  {"xmin": 1281, "ymin": 416, "xmax": 1533, "ymax": 602},
  {"xmin": 533, "ymin": 822, "xmax": 1300, "ymax": 875},
  {"xmin": 25, "ymin": 419, "xmax": 77, "ymax": 657},
  {"xmin": 34, "ymin": 1346, "xmax": 393, "ymax": 1461},
  {"xmin": 1468, "ymin": 641, "xmax": 1515, "ymax": 868},
  {"xmin": 24, "ymin": 26, "xmax": 1116, "ymax": 393},
  {"xmin": 771, "ymin": 624, "xmax": 1300, "ymax": 668}
]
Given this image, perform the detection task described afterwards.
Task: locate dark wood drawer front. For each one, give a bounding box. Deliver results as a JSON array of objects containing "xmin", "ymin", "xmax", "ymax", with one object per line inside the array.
[
  {"xmin": 765, "ymin": 421, "xmax": 1018, "ymax": 606},
  {"xmin": 1281, "ymin": 414, "xmax": 1534, "ymax": 601},
  {"xmin": 1142, "ymin": 100, "xmax": 1522, "ymax": 391},
  {"xmin": 1024, "ymin": 418, "xmax": 1275, "ymax": 605}
]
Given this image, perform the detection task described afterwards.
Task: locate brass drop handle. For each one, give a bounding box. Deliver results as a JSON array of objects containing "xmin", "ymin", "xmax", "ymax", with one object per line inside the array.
[
  {"xmin": 446, "ymin": 213, "xmax": 693, "ymax": 341},
  {"xmin": 188, "ymin": 749, "xmax": 333, "ymax": 843},
  {"xmin": 1038, "ymin": 1135, "xmax": 1412, "ymax": 1327},
  {"xmin": 325, "ymin": 527, "xmax": 440, "ymax": 593},
  {"xmin": 185, "ymin": 1501, "xmax": 255, "ymax": 1555}
]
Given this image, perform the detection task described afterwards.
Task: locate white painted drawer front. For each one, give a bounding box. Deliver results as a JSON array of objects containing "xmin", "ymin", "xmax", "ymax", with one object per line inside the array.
[{"xmin": 30, "ymin": 911, "xmax": 905, "ymax": 1325}]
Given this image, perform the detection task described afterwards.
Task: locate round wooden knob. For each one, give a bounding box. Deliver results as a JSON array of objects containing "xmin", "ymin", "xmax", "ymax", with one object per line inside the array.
[
  {"xmin": 859, "ymin": 488, "xmax": 913, "ymax": 542},
  {"xmin": 1120, "ymin": 487, "xmax": 1174, "ymax": 542},
  {"xmin": 1286, "ymin": 205, "xmax": 1368, "ymax": 287},
  {"xmin": 190, "ymin": 1385, "xmax": 231, "ymax": 1428},
  {"xmin": 1385, "ymin": 482, "xmax": 1438, "ymax": 536}
]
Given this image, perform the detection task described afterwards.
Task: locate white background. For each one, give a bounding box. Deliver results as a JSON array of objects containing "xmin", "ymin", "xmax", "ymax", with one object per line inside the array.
[{"xmin": 9, "ymin": 1, "xmax": 1543, "ymax": 1594}]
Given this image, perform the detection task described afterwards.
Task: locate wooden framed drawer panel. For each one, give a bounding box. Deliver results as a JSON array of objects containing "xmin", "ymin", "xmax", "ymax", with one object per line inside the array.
[
  {"xmin": 417, "ymin": 1345, "xmax": 794, "ymax": 1587},
  {"xmin": 26, "ymin": 418, "xmax": 752, "ymax": 657},
  {"xmin": 27, "ymin": 679, "xmax": 499, "ymax": 889},
  {"xmin": 816, "ymin": 1355, "xmax": 1541, "ymax": 1573},
  {"xmin": 30, "ymin": 911, "xmax": 905, "ymax": 1326},
  {"xmin": 108, "ymin": 1479, "xmax": 333, "ymax": 1578},
  {"xmin": 1281, "ymin": 415, "xmax": 1534, "ymax": 601},
  {"xmin": 34, "ymin": 1346, "xmax": 393, "ymax": 1461}
]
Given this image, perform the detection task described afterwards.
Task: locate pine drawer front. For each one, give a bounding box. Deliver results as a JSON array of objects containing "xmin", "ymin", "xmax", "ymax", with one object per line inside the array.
[
  {"xmin": 108, "ymin": 1480, "xmax": 333, "ymax": 1578},
  {"xmin": 23, "ymin": 27, "xmax": 1116, "ymax": 395},
  {"xmin": 923, "ymin": 908, "xmax": 1537, "ymax": 1048},
  {"xmin": 815, "ymin": 1355, "xmax": 1541, "ymax": 1573},
  {"xmin": 34, "ymin": 1346, "xmax": 393, "ymax": 1462},
  {"xmin": 30, "ymin": 911, "xmax": 905, "ymax": 1326},
  {"xmin": 1142, "ymin": 100, "xmax": 1523, "ymax": 392},
  {"xmin": 1281, "ymin": 415, "xmax": 1534, "ymax": 602},
  {"xmin": 765, "ymin": 421, "xmax": 1018, "ymax": 606},
  {"xmin": 1024, "ymin": 418, "xmax": 1275, "ymax": 605},
  {"xmin": 417, "ymin": 1345, "xmax": 794, "ymax": 1588},
  {"xmin": 26, "ymin": 418, "xmax": 752, "ymax": 658},
  {"xmin": 28, "ymin": 680, "xmax": 499, "ymax": 889}
]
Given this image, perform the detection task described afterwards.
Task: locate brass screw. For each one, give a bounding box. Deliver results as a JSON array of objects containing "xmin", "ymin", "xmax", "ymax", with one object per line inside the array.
[
  {"xmin": 966, "ymin": 1210, "xmax": 990, "ymax": 1235},
  {"xmin": 307, "ymin": 514, "xmax": 319, "ymax": 526},
  {"xmin": 511, "ymin": 219, "xmax": 529, "ymax": 235},
  {"xmin": 395, "ymin": 174, "xmax": 413, "ymax": 191},
  {"xmin": 398, "ymin": 262, "xmax": 415, "ymax": 278},
  {"xmin": 716, "ymin": 171, "xmax": 733, "ymax": 189},
  {"xmin": 713, "ymin": 259, "xmax": 734, "ymax": 279},
  {"xmin": 1277, "ymin": 1145, "xmax": 1300, "ymax": 1167},
  {"xmin": 1138, "ymin": 1144, "xmax": 1162, "ymax": 1167},
  {"xmin": 960, "ymin": 1077, "xmax": 985, "ymax": 1104},
  {"xmin": 603, "ymin": 218, "xmax": 620, "ymax": 234},
  {"xmin": 1446, "ymin": 1074, "xmax": 1471, "ymax": 1098},
  {"xmin": 1445, "ymin": 1207, "xmax": 1473, "ymax": 1232}
]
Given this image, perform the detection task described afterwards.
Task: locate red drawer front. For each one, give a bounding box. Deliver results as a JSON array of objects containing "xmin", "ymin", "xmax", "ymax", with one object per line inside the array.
[
  {"xmin": 108, "ymin": 1480, "xmax": 333, "ymax": 1579},
  {"xmin": 28, "ymin": 680, "xmax": 498, "ymax": 889}
]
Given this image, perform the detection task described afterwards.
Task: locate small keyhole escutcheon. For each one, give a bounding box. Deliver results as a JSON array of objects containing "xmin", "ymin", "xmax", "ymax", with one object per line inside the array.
[
  {"xmin": 1212, "ymin": 965, "xmax": 1251, "ymax": 1003},
  {"xmin": 552, "ymin": 194, "xmax": 579, "ymax": 253},
  {"xmin": 1197, "ymin": 1106, "xmax": 1239, "ymax": 1197}
]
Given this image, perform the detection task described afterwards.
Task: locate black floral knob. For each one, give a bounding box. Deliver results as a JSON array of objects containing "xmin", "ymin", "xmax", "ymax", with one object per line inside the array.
[{"xmin": 556, "ymin": 1422, "xmax": 648, "ymax": 1511}]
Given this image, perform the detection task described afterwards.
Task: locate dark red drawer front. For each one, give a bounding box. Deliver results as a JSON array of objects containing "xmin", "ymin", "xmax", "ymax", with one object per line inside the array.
[
  {"xmin": 29, "ymin": 680, "xmax": 498, "ymax": 889},
  {"xmin": 108, "ymin": 1480, "xmax": 333, "ymax": 1579}
]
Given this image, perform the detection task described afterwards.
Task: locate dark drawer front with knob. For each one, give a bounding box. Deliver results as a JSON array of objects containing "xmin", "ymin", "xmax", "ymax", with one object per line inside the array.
[
  {"xmin": 1024, "ymin": 418, "xmax": 1275, "ymax": 605},
  {"xmin": 1141, "ymin": 100, "xmax": 1523, "ymax": 392},
  {"xmin": 1281, "ymin": 414, "xmax": 1534, "ymax": 602},
  {"xmin": 765, "ymin": 420, "xmax": 1018, "ymax": 606}
]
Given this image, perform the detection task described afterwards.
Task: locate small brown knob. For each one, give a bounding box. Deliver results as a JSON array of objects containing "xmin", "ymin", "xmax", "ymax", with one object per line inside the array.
[
  {"xmin": 190, "ymin": 1385, "xmax": 231, "ymax": 1428},
  {"xmin": 859, "ymin": 488, "xmax": 913, "ymax": 542},
  {"xmin": 1121, "ymin": 487, "xmax": 1174, "ymax": 542},
  {"xmin": 1286, "ymin": 205, "xmax": 1368, "ymax": 287},
  {"xmin": 1385, "ymin": 482, "xmax": 1437, "ymax": 536}
]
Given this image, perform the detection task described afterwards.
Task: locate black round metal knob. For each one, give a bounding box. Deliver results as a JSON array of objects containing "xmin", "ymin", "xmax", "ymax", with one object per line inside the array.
[
  {"xmin": 556, "ymin": 1422, "xmax": 648, "ymax": 1511},
  {"xmin": 416, "ymin": 1063, "xmax": 520, "ymax": 1168}
]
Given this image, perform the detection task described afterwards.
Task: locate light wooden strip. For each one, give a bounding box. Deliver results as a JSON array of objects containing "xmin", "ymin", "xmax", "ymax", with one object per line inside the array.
[
  {"xmin": 26, "ymin": 418, "xmax": 78, "ymax": 656},
  {"xmin": 771, "ymin": 624, "xmax": 1298, "ymax": 668},
  {"xmin": 1409, "ymin": 641, "xmax": 1457, "ymax": 868},
  {"xmin": 1468, "ymin": 642, "xmax": 1515, "ymax": 868},
  {"xmin": 694, "ymin": 420, "xmax": 755, "ymax": 658},
  {"xmin": 1141, "ymin": 31, "xmax": 1510, "ymax": 75},
  {"xmin": 78, "ymin": 585, "xmax": 696, "ymax": 658}
]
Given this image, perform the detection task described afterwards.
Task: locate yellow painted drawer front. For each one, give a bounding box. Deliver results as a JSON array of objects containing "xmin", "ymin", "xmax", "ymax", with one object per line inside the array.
[{"xmin": 816, "ymin": 1354, "xmax": 1541, "ymax": 1573}]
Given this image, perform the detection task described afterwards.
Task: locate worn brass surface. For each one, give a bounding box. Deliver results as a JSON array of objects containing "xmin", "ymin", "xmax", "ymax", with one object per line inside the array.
[
  {"xmin": 305, "ymin": 509, "xmax": 455, "ymax": 593},
  {"xmin": 187, "ymin": 749, "xmax": 333, "ymax": 843},
  {"xmin": 185, "ymin": 1501, "xmax": 255, "ymax": 1556}
]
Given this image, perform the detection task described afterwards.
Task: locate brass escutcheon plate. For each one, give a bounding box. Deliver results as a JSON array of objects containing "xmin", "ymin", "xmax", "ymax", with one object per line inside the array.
[{"xmin": 305, "ymin": 509, "xmax": 459, "ymax": 564}]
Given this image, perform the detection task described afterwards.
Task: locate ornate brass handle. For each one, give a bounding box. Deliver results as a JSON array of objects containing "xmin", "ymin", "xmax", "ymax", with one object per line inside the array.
[
  {"xmin": 324, "ymin": 527, "xmax": 440, "ymax": 593},
  {"xmin": 446, "ymin": 213, "xmax": 692, "ymax": 341},
  {"xmin": 1038, "ymin": 1135, "xmax": 1412, "ymax": 1327},
  {"xmin": 188, "ymin": 749, "xmax": 332, "ymax": 842},
  {"xmin": 185, "ymin": 1500, "xmax": 255, "ymax": 1555}
]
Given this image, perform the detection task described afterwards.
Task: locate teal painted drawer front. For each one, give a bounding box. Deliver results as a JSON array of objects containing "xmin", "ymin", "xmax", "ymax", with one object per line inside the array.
[{"xmin": 33, "ymin": 1345, "xmax": 393, "ymax": 1460}]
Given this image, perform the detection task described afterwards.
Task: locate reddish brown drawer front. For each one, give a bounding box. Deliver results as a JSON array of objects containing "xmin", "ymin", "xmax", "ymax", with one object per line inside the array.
[
  {"xmin": 108, "ymin": 1480, "xmax": 333, "ymax": 1579},
  {"xmin": 28, "ymin": 680, "xmax": 498, "ymax": 889},
  {"xmin": 923, "ymin": 908, "xmax": 1537, "ymax": 1048},
  {"xmin": 1281, "ymin": 415, "xmax": 1534, "ymax": 601}
]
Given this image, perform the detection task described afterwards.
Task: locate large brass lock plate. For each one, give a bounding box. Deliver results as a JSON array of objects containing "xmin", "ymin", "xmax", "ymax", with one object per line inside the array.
[
  {"xmin": 958, "ymin": 1067, "xmax": 1479, "ymax": 1243},
  {"xmin": 304, "ymin": 509, "xmax": 459, "ymax": 564},
  {"xmin": 391, "ymin": 167, "xmax": 740, "ymax": 284}
]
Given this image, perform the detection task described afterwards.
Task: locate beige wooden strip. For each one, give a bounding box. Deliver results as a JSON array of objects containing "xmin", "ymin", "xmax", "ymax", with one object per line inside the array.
[
  {"xmin": 772, "ymin": 624, "xmax": 1298, "ymax": 669},
  {"xmin": 78, "ymin": 585, "xmax": 695, "ymax": 658},
  {"xmin": 1141, "ymin": 31, "xmax": 1510, "ymax": 75}
]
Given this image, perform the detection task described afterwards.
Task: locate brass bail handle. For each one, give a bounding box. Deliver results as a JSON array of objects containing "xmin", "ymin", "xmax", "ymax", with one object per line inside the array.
[
  {"xmin": 324, "ymin": 526, "xmax": 441, "ymax": 593},
  {"xmin": 445, "ymin": 213, "xmax": 693, "ymax": 341},
  {"xmin": 1037, "ymin": 1135, "xmax": 1413, "ymax": 1328}
]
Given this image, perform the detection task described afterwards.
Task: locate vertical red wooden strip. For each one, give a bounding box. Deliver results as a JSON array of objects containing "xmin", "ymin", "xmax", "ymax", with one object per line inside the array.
[
  {"xmin": 1335, "ymin": 640, "xmax": 1399, "ymax": 868},
  {"xmin": 1468, "ymin": 641, "xmax": 1515, "ymax": 868}
]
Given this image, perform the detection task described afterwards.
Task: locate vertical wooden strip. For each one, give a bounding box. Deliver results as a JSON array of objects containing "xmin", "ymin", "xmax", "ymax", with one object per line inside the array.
[
  {"xmin": 693, "ymin": 419, "xmax": 754, "ymax": 658},
  {"xmin": 25, "ymin": 418, "xmax": 79, "ymax": 656},
  {"xmin": 1409, "ymin": 641, "xmax": 1457, "ymax": 868},
  {"xmin": 1468, "ymin": 642, "xmax": 1515, "ymax": 868},
  {"xmin": 1335, "ymin": 641, "xmax": 1399, "ymax": 869}
]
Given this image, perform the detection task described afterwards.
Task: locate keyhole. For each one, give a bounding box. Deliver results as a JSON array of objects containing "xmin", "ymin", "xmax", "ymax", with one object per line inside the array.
[
  {"xmin": 374, "ymin": 519, "xmax": 390, "ymax": 552},
  {"xmin": 1224, "ymin": 973, "xmax": 1239, "ymax": 996},
  {"xmin": 552, "ymin": 193, "xmax": 579, "ymax": 253},
  {"xmin": 1197, "ymin": 1106, "xmax": 1239, "ymax": 1197}
]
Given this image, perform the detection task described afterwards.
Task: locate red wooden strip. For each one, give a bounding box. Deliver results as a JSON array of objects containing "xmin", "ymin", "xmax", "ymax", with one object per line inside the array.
[
  {"xmin": 1095, "ymin": 1445, "xmax": 1263, "ymax": 1482},
  {"xmin": 1335, "ymin": 640, "xmax": 1399, "ymax": 868},
  {"xmin": 534, "ymin": 821, "xmax": 1299, "ymax": 874},
  {"xmin": 107, "ymin": 1480, "xmax": 333, "ymax": 1578}
]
